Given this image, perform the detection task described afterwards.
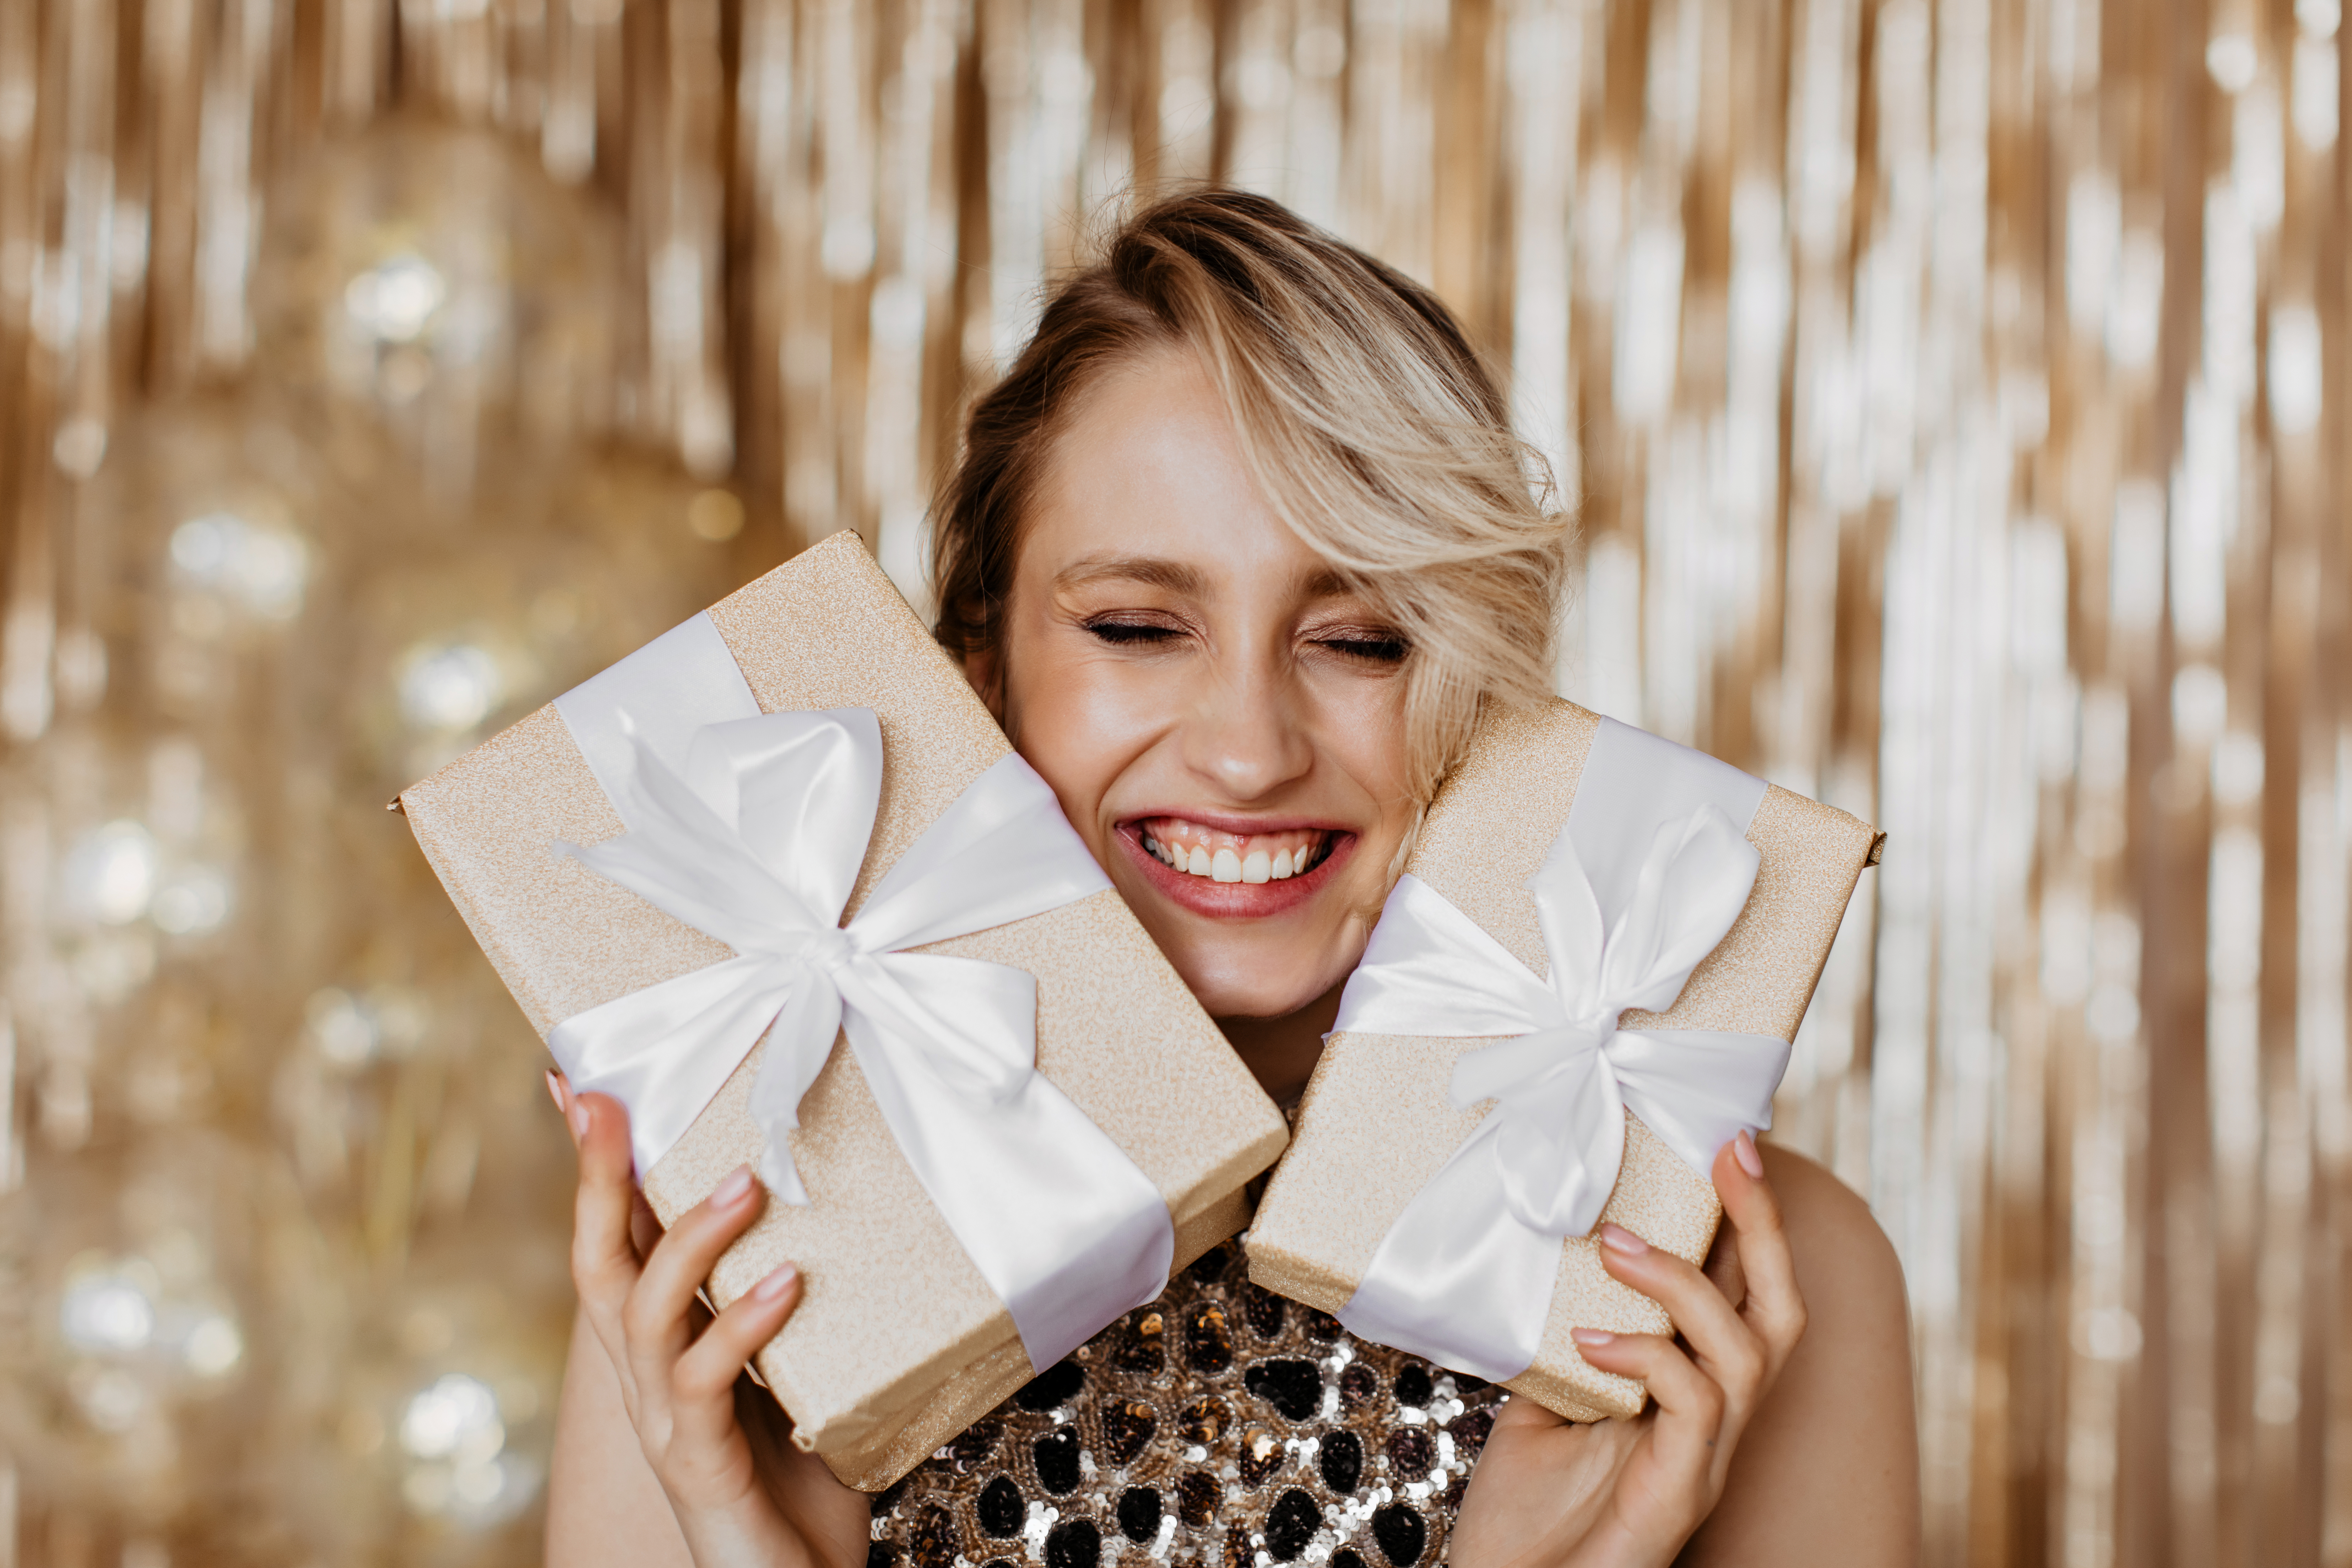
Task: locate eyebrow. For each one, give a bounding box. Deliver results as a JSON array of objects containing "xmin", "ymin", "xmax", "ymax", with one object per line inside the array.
[
  {"xmin": 1051, "ymin": 555, "xmax": 1211, "ymax": 596},
  {"xmin": 1052, "ymin": 554, "xmax": 1359, "ymax": 602}
]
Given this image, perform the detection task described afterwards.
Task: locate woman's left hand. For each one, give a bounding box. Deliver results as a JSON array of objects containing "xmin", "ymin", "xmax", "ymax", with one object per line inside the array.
[{"xmin": 1447, "ymin": 1129, "xmax": 1806, "ymax": 1568}]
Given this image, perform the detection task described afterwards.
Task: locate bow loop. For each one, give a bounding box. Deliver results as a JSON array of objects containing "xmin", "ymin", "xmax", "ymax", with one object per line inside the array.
[
  {"xmin": 1589, "ymin": 804, "xmax": 1759, "ymax": 1018},
  {"xmin": 556, "ymin": 731, "xmax": 828, "ymax": 954},
  {"xmin": 1446, "ymin": 1026, "xmax": 1603, "ymax": 1112},
  {"xmin": 685, "ymin": 709, "xmax": 882, "ymax": 923}
]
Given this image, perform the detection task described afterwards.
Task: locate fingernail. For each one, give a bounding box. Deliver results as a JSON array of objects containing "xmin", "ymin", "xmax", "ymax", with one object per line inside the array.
[
  {"xmin": 712, "ymin": 1166, "xmax": 755, "ymax": 1207},
  {"xmin": 1598, "ymin": 1223, "xmax": 1649, "ymax": 1257},
  {"xmin": 752, "ymin": 1263, "xmax": 799, "ymax": 1302},
  {"xmin": 1735, "ymin": 1129, "xmax": 1765, "ymax": 1179},
  {"xmin": 567, "ymin": 1100, "xmax": 590, "ymax": 1143},
  {"xmin": 544, "ymin": 1070, "xmax": 565, "ymax": 1115},
  {"xmin": 1571, "ymin": 1327, "xmax": 1617, "ymax": 1348}
]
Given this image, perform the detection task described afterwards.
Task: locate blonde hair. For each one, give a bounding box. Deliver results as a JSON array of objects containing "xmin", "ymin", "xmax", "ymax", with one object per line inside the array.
[{"xmin": 931, "ymin": 189, "xmax": 1569, "ymax": 802}]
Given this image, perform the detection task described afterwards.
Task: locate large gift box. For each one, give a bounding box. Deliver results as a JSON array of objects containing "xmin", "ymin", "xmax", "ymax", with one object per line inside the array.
[
  {"xmin": 1247, "ymin": 701, "xmax": 1878, "ymax": 1421},
  {"xmin": 398, "ymin": 530, "xmax": 1289, "ymax": 1488}
]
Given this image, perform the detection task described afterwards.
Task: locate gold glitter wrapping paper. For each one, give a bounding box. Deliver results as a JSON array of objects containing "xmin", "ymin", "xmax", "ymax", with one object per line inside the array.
[
  {"xmin": 1247, "ymin": 700, "xmax": 1876, "ymax": 1422},
  {"xmin": 397, "ymin": 530, "xmax": 1290, "ymax": 1489}
]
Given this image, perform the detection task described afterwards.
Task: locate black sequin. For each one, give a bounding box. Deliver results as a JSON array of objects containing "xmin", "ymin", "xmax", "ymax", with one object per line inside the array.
[
  {"xmin": 1185, "ymin": 1302, "xmax": 1234, "ymax": 1373},
  {"xmin": 1333, "ymin": 1552, "xmax": 1370, "ymax": 1568},
  {"xmin": 866, "ymin": 1547, "xmax": 899, "ymax": 1568},
  {"xmin": 1391, "ymin": 1365, "xmax": 1434, "ymax": 1408},
  {"xmin": 975, "ymin": 1476, "xmax": 1024, "ymax": 1537},
  {"xmin": 942, "ymin": 1418, "xmax": 1000, "ymax": 1470},
  {"xmin": 1453, "ymin": 1373, "xmax": 1490, "ymax": 1393},
  {"xmin": 1014, "ymin": 1361, "xmax": 1085, "ymax": 1412},
  {"xmin": 1300, "ymin": 1308, "xmax": 1344, "ymax": 1342},
  {"xmin": 1451, "ymin": 1406, "xmax": 1495, "ymax": 1454},
  {"xmin": 1245, "ymin": 1358, "xmax": 1323, "ymax": 1421},
  {"xmin": 1033, "ymin": 1426, "xmax": 1081, "ymax": 1494},
  {"xmin": 1099, "ymin": 1398, "xmax": 1156, "ymax": 1464},
  {"xmin": 906, "ymin": 1505, "xmax": 956, "ymax": 1568},
  {"xmin": 982, "ymin": 1561, "xmax": 1015, "ymax": 1568},
  {"xmin": 1113, "ymin": 1309, "xmax": 1166, "ymax": 1373},
  {"xmin": 1177, "ymin": 1395, "xmax": 1230, "ymax": 1444},
  {"xmin": 1385, "ymin": 1427, "xmax": 1434, "ymax": 1478},
  {"xmin": 1044, "ymin": 1518, "xmax": 1100, "ymax": 1568},
  {"xmin": 1177, "ymin": 1471, "xmax": 1220, "ymax": 1526},
  {"xmin": 1338, "ymin": 1362, "xmax": 1381, "ymax": 1411},
  {"xmin": 1264, "ymin": 1488, "xmax": 1319, "ymax": 1561},
  {"xmin": 1117, "ymin": 1485, "xmax": 1162, "ymax": 1542},
  {"xmin": 1317, "ymin": 1430, "xmax": 1363, "ymax": 1493},
  {"xmin": 1243, "ymin": 1284, "xmax": 1287, "ymax": 1338},
  {"xmin": 871, "ymin": 1479, "xmax": 911, "ymax": 1517},
  {"xmin": 1236, "ymin": 1427, "xmax": 1285, "ymax": 1487},
  {"xmin": 1371, "ymin": 1502, "xmax": 1427, "ymax": 1566}
]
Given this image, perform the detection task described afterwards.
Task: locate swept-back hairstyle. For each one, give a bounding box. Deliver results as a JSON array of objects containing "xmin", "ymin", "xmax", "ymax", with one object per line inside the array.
[{"xmin": 930, "ymin": 189, "xmax": 1569, "ymax": 802}]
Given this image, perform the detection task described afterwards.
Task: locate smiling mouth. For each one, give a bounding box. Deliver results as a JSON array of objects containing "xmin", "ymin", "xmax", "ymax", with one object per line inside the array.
[{"xmin": 1134, "ymin": 817, "xmax": 1338, "ymax": 884}]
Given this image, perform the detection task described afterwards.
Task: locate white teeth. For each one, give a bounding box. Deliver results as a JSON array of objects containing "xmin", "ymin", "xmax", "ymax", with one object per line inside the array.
[{"xmin": 1150, "ymin": 825, "xmax": 1326, "ymax": 880}]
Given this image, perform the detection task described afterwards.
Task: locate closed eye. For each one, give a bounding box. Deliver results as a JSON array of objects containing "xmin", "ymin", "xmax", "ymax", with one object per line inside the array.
[
  {"xmin": 1083, "ymin": 616, "xmax": 1185, "ymax": 647},
  {"xmin": 1314, "ymin": 633, "xmax": 1409, "ymax": 664}
]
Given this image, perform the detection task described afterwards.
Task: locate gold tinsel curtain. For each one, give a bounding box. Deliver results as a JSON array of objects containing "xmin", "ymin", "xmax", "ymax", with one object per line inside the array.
[{"xmin": 1, "ymin": 2, "xmax": 2347, "ymax": 1566}]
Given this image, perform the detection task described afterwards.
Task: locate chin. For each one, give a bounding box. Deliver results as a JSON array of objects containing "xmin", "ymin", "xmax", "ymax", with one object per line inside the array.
[{"xmin": 1168, "ymin": 945, "xmax": 1349, "ymax": 1022}]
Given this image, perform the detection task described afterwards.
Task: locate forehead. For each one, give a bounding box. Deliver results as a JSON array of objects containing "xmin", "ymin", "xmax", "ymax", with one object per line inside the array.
[{"xmin": 1024, "ymin": 349, "xmax": 1346, "ymax": 595}]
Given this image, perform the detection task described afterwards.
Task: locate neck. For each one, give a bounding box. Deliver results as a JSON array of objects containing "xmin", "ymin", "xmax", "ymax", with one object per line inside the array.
[{"xmin": 1218, "ymin": 982, "xmax": 1344, "ymax": 1109}]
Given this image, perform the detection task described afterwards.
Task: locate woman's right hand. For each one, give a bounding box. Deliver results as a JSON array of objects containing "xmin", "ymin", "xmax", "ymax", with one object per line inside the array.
[{"xmin": 562, "ymin": 1080, "xmax": 869, "ymax": 1568}]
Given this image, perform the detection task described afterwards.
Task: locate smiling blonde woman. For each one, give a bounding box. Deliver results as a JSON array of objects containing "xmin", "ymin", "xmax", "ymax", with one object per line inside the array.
[{"xmin": 546, "ymin": 190, "xmax": 1920, "ymax": 1568}]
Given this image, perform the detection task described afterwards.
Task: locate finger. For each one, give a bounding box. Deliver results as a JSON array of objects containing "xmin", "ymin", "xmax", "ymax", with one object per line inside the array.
[
  {"xmin": 1701, "ymin": 1219, "xmax": 1747, "ymax": 1313},
  {"xmin": 630, "ymin": 1190, "xmax": 665, "ymax": 1265},
  {"xmin": 1595, "ymin": 1224, "xmax": 1765, "ymax": 1420},
  {"xmin": 1571, "ymin": 1329, "xmax": 1724, "ymax": 1501},
  {"xmin": 571, "ymin": 1094, "xmax": 647, "ymax": 1361},
  {"xmin": 1714, "ymin": 1133, "xmax": 1806, "ymax": 1364},
  {"xmin": 623, "ymin": 1165, "xmax": 768, "ymax": 1394},
  {"xmin": 671, "ymin": 1263, "xmax": 803, "ymax": 1450}
]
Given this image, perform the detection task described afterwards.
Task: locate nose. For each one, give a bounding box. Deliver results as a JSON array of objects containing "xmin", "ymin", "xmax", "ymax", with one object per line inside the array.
[{"xmin": 1175, "ymin": 653, "xmax": 1316, "ymax": 802}]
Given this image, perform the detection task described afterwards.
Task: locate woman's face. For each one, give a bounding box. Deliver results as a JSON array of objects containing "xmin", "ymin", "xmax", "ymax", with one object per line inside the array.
[{"xmin": 973, "ymin": 348, "xmax": 1417, "ymax": 1021}]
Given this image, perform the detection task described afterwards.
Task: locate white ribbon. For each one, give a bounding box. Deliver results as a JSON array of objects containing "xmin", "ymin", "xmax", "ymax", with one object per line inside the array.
[
  {"xmin": 1330, "ymin": 717, "xmax": 1790, "ymax": 1382},
  {"xmin": 542, "ymin": 612, "xmax": 1176, "ymax": 1371}
]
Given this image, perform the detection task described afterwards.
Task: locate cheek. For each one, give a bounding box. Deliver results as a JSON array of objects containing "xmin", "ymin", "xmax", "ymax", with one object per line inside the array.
[
  {"xmin": 1002, "ymin": 639, "xmax": 1165, "ymax": 832},
  {"xmin": 1315, "ymin": 676, "xmax": 1415, "ymax": 805}
]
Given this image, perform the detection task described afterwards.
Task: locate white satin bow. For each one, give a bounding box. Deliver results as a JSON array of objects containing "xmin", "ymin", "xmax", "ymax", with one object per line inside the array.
[
  {"xmin": 544, "ymin": 691, "xmax": 1175, "ymax": 1370},
  {"xmin": 1329, "ymin": 720, "xmax": 1789, "ymax": 1381}
]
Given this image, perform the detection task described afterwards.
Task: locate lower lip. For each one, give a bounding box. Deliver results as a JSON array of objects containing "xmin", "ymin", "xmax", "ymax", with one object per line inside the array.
[{"xmin": 1114, "ymin": 826, "xmax": 1357, "ymax": 919}]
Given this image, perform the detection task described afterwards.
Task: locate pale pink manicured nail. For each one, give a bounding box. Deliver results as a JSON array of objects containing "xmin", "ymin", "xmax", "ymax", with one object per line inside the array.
[
  {"xmin": 567, "ymin": 1100, "xmax": 590, "ymax": 1143},
  {"xmin": 1598, "ymin": 1223, "xmax": 1649, "ymax": 1257},
  {"xmin": 544, "ymin": 1070, "xmax": 565, "ymax": 1115},
  {"xmin": 752, "ymin": 1263, "xmax": 799, "ymax": 1302},
  {"xmin": 1571, "ymin": 1328, "xmax": 1616, "ymax": 1347},
  {"xmin": 1735, "ymin": 1129, "xmax": 1766, "ymax": 1179},
  {"xmin": 712, "ymin": 1166, "xmax": 755, "ymax": 1207}
]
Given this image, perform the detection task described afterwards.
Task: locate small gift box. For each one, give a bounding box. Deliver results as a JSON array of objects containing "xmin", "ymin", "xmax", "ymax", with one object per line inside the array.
[
  {"xmin": 1246, "ymin": 701, "xmax": 1877, "ymax": 1421},
  {"xmin": 398, "ymin": 530, "xmax": 1289, "ymax": 1488}
]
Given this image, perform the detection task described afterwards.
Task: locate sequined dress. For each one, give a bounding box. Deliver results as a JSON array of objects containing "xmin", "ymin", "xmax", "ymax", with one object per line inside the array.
[{"xmin": 865, "ymin": 1237, "xmax": 1506, "ymax": 1568}]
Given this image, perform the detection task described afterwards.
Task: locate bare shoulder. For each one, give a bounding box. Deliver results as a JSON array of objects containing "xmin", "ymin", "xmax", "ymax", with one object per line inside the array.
[
  {"xmin": 1680, "ymin": 1143, "xmax": 1920, "ymax": 1568},
  {"xmin": 1760, "ymin": 1144, "xmax": 1908, "ymax": 1320}
]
